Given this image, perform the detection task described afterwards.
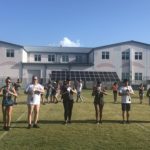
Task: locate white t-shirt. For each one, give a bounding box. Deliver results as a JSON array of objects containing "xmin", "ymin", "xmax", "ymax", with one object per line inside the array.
[
  {"xmin": 77, "ymin": 83, "xmax": 83, "ymax": 92},
  {"xmin": 25, "ymin": 83, "xmax": 44, "ymax": 105},
  {"xmin": 119, "ymin": 86, "xmax": 134, "ymax": 104}
]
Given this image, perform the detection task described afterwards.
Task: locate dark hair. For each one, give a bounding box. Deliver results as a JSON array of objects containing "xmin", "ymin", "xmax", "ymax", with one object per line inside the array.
[
  {"xmin": 66, "ymin": 78, "xmax": 71, "ymax": 81},
  {"xmin": 5, "ymin": 76, "xmax": 11, "ymax": 82},
  {"xmin": 123, "ymin": 79, "xmax": 128, "ymax": 83},
  {"xmin": 32, "ymin": 75, "xmax": 38, "ymax": 80},
  {"xmin": 114, "ymin": 82, "xmax": 117, "ymax": 85},
  {"xmin": 97, "ymin": 80, "xmax": 101, "ymax": 85}
]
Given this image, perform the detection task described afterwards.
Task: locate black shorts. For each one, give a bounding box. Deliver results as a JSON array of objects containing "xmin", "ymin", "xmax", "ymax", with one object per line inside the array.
[{"xmin": 122, "ymin": 103, "xmax": 131, "ymax": 111}]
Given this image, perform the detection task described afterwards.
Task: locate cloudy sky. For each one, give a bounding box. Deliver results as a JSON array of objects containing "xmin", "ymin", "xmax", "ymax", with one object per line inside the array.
[{"xmin": 0, "ymin": 0, "xmax": 150, "ymax": 47}]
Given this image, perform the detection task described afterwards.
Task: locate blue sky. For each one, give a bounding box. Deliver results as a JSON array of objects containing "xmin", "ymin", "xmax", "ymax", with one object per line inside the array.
[{"xmin": 0, "ymin": 0, "xmax": 150, "ymax": 47}]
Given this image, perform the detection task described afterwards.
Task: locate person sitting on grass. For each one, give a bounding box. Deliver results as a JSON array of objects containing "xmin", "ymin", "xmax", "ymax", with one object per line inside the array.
[{"xmin": 119, "ymin": 79, "xmax": 134, "ymax": 124}]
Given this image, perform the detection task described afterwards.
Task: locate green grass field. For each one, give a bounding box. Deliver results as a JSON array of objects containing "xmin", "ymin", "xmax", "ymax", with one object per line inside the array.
[{"xmin": 0, "ymin": 90, "xmax": 150, "ymax": 150}]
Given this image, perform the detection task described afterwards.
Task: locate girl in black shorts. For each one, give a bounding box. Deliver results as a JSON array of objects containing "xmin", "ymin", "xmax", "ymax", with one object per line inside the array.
[
  {"xmin": 0, "ymin": 77, "xmax": 17, "ymax": 131},
  {"xmin": 92, "ymin": 81, "xmax": 107, "ymax": 124}
]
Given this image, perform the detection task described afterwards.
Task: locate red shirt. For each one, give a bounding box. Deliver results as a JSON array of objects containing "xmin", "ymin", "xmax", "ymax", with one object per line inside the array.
[{"xmin": 112, "ymin": 85, "xmax": 118, "ymax": 91}]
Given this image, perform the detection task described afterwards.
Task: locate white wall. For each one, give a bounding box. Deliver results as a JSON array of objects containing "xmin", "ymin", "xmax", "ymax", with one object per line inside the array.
[
  {"xmin": 27, "ymin": 52, "xmax": 88, "ymax": 64},
  {"xmin": 0, "ymin": 44, "xmax": 22, "ymax": 78},
  {"xmin": 22, "ymin": 49, "xmax": 28, "ymax": 62},
  {"xmin": 93, "ymin": 43, "xmax": 150, "ymax": 81}
]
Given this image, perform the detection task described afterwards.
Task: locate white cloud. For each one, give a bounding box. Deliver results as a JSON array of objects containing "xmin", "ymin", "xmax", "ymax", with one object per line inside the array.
[{"xmin": 59, "ymin": 37, "xmax": 80, "ymax": 47}]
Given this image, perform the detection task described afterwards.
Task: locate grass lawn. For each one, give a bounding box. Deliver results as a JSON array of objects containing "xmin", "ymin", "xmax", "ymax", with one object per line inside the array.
[{"xmin": 0, "ymin": 90, "xmax": 150, "ymax": 150}]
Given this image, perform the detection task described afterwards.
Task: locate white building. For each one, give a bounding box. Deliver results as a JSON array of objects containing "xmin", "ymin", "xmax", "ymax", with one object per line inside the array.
[{"xmin": 0, "ymin": 40, "xmax": 149, "ymax": 85}]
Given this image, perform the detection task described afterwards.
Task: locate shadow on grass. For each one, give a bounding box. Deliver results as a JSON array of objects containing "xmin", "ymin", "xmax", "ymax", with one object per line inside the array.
[
  {"xmin": 14, "ymin": 101, "xmax": 27, "ymax": 105},
  {"xmin": 10, "ymin": 119, "xmax": 150, "ymax": 125}
]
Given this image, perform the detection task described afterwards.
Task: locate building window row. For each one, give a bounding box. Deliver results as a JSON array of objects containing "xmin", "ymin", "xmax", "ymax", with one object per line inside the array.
[
  {"xmin": 135, "ymin": 73, "xmax": 142, "ymax": 80},
  {"xmin": 34, "ymin": 54, "xmax": 83, "ymax": 63},
  {"xmin": 34, "ymin": 54, "xmax": 41, "ymax": 61},
  {"xmin": 122, "ymin": 72, "xmax": 142, "ymax": 81},
  {"xmin": 122, "ymin": 72, "xmax": 130, "ymax": 80},
  {"xmin": 48, "ymin": 55, "xmax": 55, "ymax": 62},
  {"xmin": 101, "ymin": 51, "xmax": 142, "ymax": 60},
  {"xmin": 76, "ymin": 55, "xmax": 82, "ymax": 63},
  {"xmin": 62, "ymin": 55, "xmax": 69, "ymax": 62},
  {"xmin": 122, "ymin": 51, "xmax": 130, "ymax": 60},
  {"xmin": 6, "ymin": 49, "xmax": 14, "ymax": 57},
  {"xmin": 135, "ymin": 52, "xmax": 142, "ymax": 60},
  {"xmin": 102, "ymin": 51, "xmax": 109, "ymax": 59}
]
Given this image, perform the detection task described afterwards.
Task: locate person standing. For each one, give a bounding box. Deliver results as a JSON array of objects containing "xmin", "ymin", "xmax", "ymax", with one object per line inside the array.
[
  {"xmin": 25, "ymin": 76, "xmax": 44, "ymax": 129},
  {"xmin": 146, "ymin": 87, "xmax": 150, "ymax": 105},
  {"xmin": 61, "ymin": 79, "xmax": 77, "ymax": 124},
  {"xmin": 13, "ymin": 78, "xmax": 21, "ymax": 105},
  {"xmin": 76, "ymin": 79, "xmax": 84, "ymax": 102},
  {"xmin": 112, "ymin": 82, "xmax": 118, "ymax": 103},
  {"xmin": 0, "ymin": 77, "xmax": 17, "ymax": 131},
  {"xmin": 92, "ymin": 81, "xmax": 107, "ymax": 124},
  {"xmin": 139, "ymin": 83, "xmax": 144, "ymax": 104},
  {"xmin": 119, "ymin": 79, "xmax": 134, "ymax": 124},
  {"xmin": 51, "ymin": 81, "xmax": 58, "ymax": 103},
  {"xmin": 45, "ymin": 80, "xmax": 53, "ymax": 103},
  {"xmin": 55, "ymin": 80, "xmax": 61, "ymax": 102}
]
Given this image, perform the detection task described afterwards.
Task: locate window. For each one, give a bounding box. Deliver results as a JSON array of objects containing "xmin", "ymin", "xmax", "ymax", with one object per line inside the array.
[
  {"xmin": 102, "ymin": 51, "xmax": 109, "ymax": 59},
  {"xmin": 6, "ymin": 49, "xmax": 14, "ymax": 57},
  {"xmin": 135, "ymin": 52, "xmax": 142, "ymax": 60},
  {"xmin": 122, "ymin": 72, "xmax": 130, "ymax": 80},
  {"xmin": 76, "ymin": 55, "xmax": 82, "ymax": 63},
  {"xmin": 34, "ymin": 54, "xmax": 41, "ymax": 61},
  {"xmin": 122, "ymin": 51, "xmax": 130, "ymax": 60},
  {"xmin": 135, "ymin": 73, "xmax": 142, "ymax": 80},
  {"xmin": 62, "ymin": 55, "xmax": 69, "ymax": 62},
  {"xmin": 48, "ymin": 55, "xmax": 55, "ymax": 62}
]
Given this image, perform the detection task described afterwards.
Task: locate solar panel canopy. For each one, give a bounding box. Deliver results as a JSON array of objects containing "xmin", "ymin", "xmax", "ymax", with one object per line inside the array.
[{"xmin": 51, "ymin": 71, "xmax": 120, "ymax": 82}]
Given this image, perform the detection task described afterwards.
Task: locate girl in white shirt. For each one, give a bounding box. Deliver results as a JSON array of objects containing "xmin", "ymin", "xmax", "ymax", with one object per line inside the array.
[
  {"xmin": 25, "ymin": 76, "xmax": 44, "ymax": 129},
  {"xmin": 119, "ymin": 79, "xmax": 134, "ymax": 124}
]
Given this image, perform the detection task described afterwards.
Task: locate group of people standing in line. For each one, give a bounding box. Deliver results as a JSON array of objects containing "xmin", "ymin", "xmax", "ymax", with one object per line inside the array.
[
  {"xmin": 0, "ymin": 76, "xmax": 84, "ymax": 130},
  {"xmin": 0, "ymin": 76, "xmax": 150, "ymax": 131}
]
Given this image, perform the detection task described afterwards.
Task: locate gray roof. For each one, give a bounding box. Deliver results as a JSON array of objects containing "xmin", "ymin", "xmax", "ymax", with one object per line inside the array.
[
  {"xmin": 1, "ymin": 40, "xmax": 150, "ymax": 53},
  {"xmin": 0, "ymin": 41, "xmax": 23, "ymax": 48},
  {"xmin": 94, "ymin": 40, "xmax": 150, "ymax": 50},
  {"xmin": 24, "ymin": 46, "xmax": 92, "ymax": 54}
]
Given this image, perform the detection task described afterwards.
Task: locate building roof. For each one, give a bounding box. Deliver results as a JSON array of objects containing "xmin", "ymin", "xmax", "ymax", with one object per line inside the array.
[
  {"xmin": 24, "ymin": 46, "xmax": 92, "ymax": 54},
  {"xmin": 1, "ymin": 40, "xmax": 150, "ymax": 53},
  {"xmin": 93, "ymin": 40, "xmax": 150, "ymax": 50},
  {"xmin": 0, "ymin": 41, "xmax": 23, "ymax": 48}
]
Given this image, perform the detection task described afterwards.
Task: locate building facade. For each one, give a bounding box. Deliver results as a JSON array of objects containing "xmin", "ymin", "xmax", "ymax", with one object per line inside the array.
[{"xmin": 0, "ymin": 40, "xmax": 150, "ymax": 85}]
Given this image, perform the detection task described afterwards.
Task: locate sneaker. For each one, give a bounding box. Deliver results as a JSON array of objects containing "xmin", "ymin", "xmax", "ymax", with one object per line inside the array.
[
  {"xmin": 122, "ymin": 120, "xmax": 126, "ymax": 124},
  {"xmin": 96, "ymin": 121, "xmax": 100, "ymax": 124},
  {"xmin": 54, "ymin": 101, "xmax": 58, "ymax": 104},
  {"xmin": 64, "ymin": 120, "xmax": 68, "ymax": 125},
  {"xmin": 126, "ymin": 120, "xmax": 130, "ymax": 124},
  {"xmin": 14, "ymin": 102, "xmax": 18, "ymax": 105},
  {"xmin": 68, "ymin": 120, "xmax": 72, "ymax": 124},
  {"xmin": 5, "ymin": 126, "xmax": 10, "ymax": 131},
  {"xmin": 33, "ymin": 124, "xmax": 40, "ymax": 128},
  {"xmin": 27, "ymin": 124, "xmax": 32, "ymax": 129},
  {"xmin": 3, "ymin": 126, "xmax": 7, "ymax": 130}
]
